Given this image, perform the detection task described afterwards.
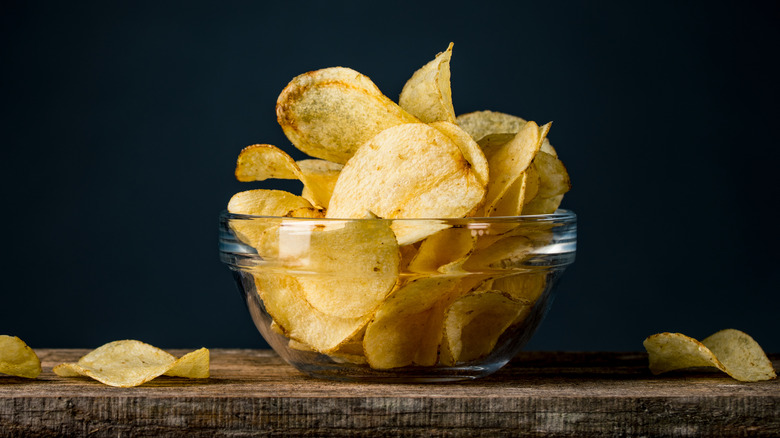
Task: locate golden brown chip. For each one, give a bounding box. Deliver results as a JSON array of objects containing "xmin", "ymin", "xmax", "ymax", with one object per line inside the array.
[
  {"xmin": 532, "ymin": 151, "xmax": 571, "ymax": 199},
  {"xmin": 492, "ymin": 272, "xmax": 547, "ymax": 304},
  {"xmin": 326, "ymin": 123, "xmax": 486, "ymax": 244},
  {"xmin": 463, "ymin": 235, "xmax": 533, "ymax": 272},
  {"xmin": 0, "ymin": 335, "xmax": 41, "ymax": 379},
  {"xmin": 53, "ymin": 340, "xmax": 209, "ymax": 387},
  {"xmin": 407, "ymin": 227, "xmax": 476, "ymax": 274},
  {"xmin": 429, "ymin": 121, "xmax": 489, "ymax": 187},
  {"xmin": 399, "ymin": 43, "xmax": 456, "ymax": 124},
  {"xmin": 165, "ymin": 348, "xmax": 210, "ymax": 379},
  {"xmin": 521, "ymin": 194, "xmax": 564, "ymax": 215},
  {"xmin": 291, "ymin": 219, "xmax": 400, "ymax": 319},
  {"xmin": 442, "ymin": 290, "xmax": 529, "ymax": 364},
  {"xmin": 234, "ymin": 145, "xmax": 342, "ymax": 209},
  {"xmin": 702, "ymin": 329, "xmax": 776, "ymax": 382},
  {"xmin": 456, "ymin": 110, "xmax": 528, "ymax": 143},
  {"xmin": 227, "ymin": 189, "xmax": 313, "ymax": 217},
  {"xmin": 285, "ymin": 206, "xmax": 325, "ymax": 218},
  {"xmin": 227, "ymin": 189, "xmax": 314, "ymax": 252},
  {"xmin": 276, "ymin": 67, "xmax": 419, "ymax": 164},
  {"xmin": 483, "ymin": 121, "xmax": 550, "ymax": 216},
  {"xmin": 255, "ymin": 274, "xmax": 371, "ymax": 353},
  {"xmin": 643, "ymin": 329, "xmax": 776, "ymax": 382},
  {"xmin": 234, "ymin": 144, "xmax": 300, "ymax": 182},
  {"xmin": 488, "ymin": 171, "xmax": 529, "ymax": 217},
  {"xmin": 363, "ymin": 277, "xmax": 460, "ymax": 369},
  {"xmin": 296, "ymin": 159, "xmax": 343, "ymax": 208}
]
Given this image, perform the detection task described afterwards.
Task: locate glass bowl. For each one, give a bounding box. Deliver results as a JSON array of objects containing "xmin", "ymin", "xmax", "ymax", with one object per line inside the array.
[{"xmin": 219, "ymin": 210, "xmax": 576, "ymax": 382}]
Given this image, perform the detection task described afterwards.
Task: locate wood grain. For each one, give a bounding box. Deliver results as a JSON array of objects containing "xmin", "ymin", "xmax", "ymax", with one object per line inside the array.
[{"xmin": 1, "ymin": 350, "xmax": 777, "ymax": 437}]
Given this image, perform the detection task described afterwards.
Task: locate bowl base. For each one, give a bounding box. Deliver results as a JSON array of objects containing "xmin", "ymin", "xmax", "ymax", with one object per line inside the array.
[{"xmin": 292, "ymin": 360, "xmax": 508, "ymax": 383}]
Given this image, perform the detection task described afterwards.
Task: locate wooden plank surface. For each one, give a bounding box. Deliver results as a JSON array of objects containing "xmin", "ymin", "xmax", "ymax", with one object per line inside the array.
[{"xmin": 1, "ymin": 350, "xmax": 778, "ymax": 437}]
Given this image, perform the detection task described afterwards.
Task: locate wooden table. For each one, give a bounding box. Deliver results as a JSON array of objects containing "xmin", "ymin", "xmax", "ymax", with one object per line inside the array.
[{"xmin": 1, "ymin": 350, "xmax": 777, "ymax": 437}]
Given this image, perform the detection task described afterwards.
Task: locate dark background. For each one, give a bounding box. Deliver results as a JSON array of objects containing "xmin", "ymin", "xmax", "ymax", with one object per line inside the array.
[{"xmin": 2, "ymin": 1, "xmax": 778, "ymax": 352}]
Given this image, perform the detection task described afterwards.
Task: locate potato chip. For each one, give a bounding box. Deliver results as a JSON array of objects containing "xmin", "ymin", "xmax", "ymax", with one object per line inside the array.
[
  {"xmin": 290, "ymin": 219, "xmax": 400, "ymax": 319},
  {"xmin": 463, "ymin": 235, "xmax": 533, "ymax": 272},
  {"xmin": 363, "ymin": 277, "xmax": 460, "ymax": 369},
  {"xmin": 643, "ymin": 329, "xmax": 776, "ymax": 382},
  {"xmin": 442, "ymin": 290, "xmax": 529, "ymax": 364},
  {"xmin": 456, "ymin": 110, "xmax": 528, "ymax": 143},
  {"xmin": 276, "ymin": 67, "xmax": 419, "ymax": 164},
  {"xmin": 483, "ymin": 121, "xmax": 550, "ymax": 216},
  {"xmin": 407, "ymin": 226, "xmax": 476, "ymax": 274},
  {"xmin": 255, "ymin": 274, "xmax": 371, "ymax": 353},
  {"xmin": 53, "ymin": 340, "xmax": 209, "ymax": 387},
  {"xmin": 166, "ymin": 348, "xmax": 210, "ymax": 378},
  {"xmin": 701, "ymin": 329, "xmax": 776, "ymax": 382},
  {"xmin": 429, "ymin": 121, "xmax": 489, "ymax": 187},
  {"xmin": 296, "ymin": 159, "xmax": 343, "ymax": 208},
  {"xmin": 399, "ymin": 42, "xmax": 456, "ymax": 124},
  {"xmin": 326, "ymin": 123, "xmax": 486, "ymax": 244},
  {"xmin": 522, "ymin": 194, "xmax": 564, "ymax": 215},
  {"xmin": 488, "ymin": 171, "xmax": 529, "ymax": 217},
  {"xmin": 227, "ymin": 189, "xmax": 314, "ymax": 252},
  {"xmin": 532, "ymin": 151, "xmax": 571, "ymax": 199},
  {"xmin": 0, "ymin": 335, "xmax": 41, "ymax": 379},
  {"xmin": 492, "ymin": 272, "xmax": 547, "ymax": 304},
  {"xmin": 285, "ymin": 206, "xmax": 325, "ymax": 218},
  {"xmin": 234, "ymin": 144, "xmax": 300, "ymax": 182},
  {"xmin": 227, "ymin": 189, "xmax": 313, "ymax": 217},
  {"xmin": 541, "ymin": 138, "xmax": 557, "ymax": 156},
  {"xmin": 234, "ymin": 144, "xmax": 343, "ymax": 209}
]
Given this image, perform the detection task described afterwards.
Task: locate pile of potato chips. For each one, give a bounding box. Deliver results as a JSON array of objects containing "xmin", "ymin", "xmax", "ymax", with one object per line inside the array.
[
  {"xmin": 644, "ymin": 329, "xmax": 776, "ymax": 382},
  {"xmin": 227, "ymin": 43, "xmax": 572, "ymax": 369}
]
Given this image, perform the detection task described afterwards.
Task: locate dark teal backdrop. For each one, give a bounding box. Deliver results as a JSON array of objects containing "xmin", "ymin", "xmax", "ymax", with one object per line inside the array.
[{"xmin": 2, "ymin": 1, "xmax": 778, "ymax": 352}]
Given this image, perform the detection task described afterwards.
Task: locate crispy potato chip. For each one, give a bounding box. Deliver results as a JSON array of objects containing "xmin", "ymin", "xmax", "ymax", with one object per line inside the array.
[
  {"xmin": 363, "ymin": 277, "xmax": 460, "ymax": 369},
  {"xmin": 456, "ymin": 110, "xmax": 528, "ymax": 143},
  {"xmin": 276, "ymin": 67, "xmax": 419, "ymax": 164},
  {"xmin": 255, "ymin": 274, "xmax": 371, "ymax": 353},
  {"xmin": 234, "ymin": 145, "xmax": 342, "ymax": 209},
  {"xmin": 53, "ymin": 340, "xmax": 209, "ymax": 387},
  {"xmin": 532, "ymin": 151, "xmax": 571, "ymax": 199},
  {"xmin": 227, "ymin": 189, "xmax": 313, "ymax": 217},
  {"xmin": 483, "ymin": 121, "xmax": 550, "ymax": 216},
  {"xmin": 285, "ymin": 206, "xmax": 325, "ymax": 218},
  {"xmin": 429, "ymin": 121, "xmax": 489, "ymax": 187},
  {"xmin": 326, "ymin": 123, "xmax": 486, "ymax": 243},
  {"xmin": 492, "ymin": 272, "xmax": 547, "ymax": 304},
  {"xmin": 235, "ymin": 144, "xmax": 300, "ymax": 182},
  {"xmin": 289, "ymin": 219, "xmax": 400, "ymax": 319},
  {"xmin": 523, "ymin": 163, "xmax": 541, "ymax": 203},
  {"xmin": 442, "ymin": 290, "xmax": 529, "ymax": 364},
  {"xmin": 522, "ymin": 194, "xmax": 564, "ymax": 215},
  {"xmin": 399, "ymin": 42, "xmax": 456, "ymax": 124},
  {"xmin": 464, "ymin": 235, "xmax": 533, "ymax": 272},
  {"xmin": 489, "ymin": 171, "xmax": 529, "ymax": 217},
  {"xmin": 541, "ymin": 138, "xmax": 557, "ymax": 156},
  {"xmin": 643, "ymin": 329, "xmax": 776, "ymax": 382},
  {"xmin": 407, "ymin": 227, "xmax": 476, "ymax": 274},
  {"xmin": 477, "ymin": 133, "xmax": 515, "ymax": 159},
  {"xmin": 227, "ymin": 189, "xmax": 314, "ymax": 252},
  {"xmin": 166, "ymin": 348, "xmax": 210, "ymax": 378},
  {"xmin": 297, "ymin": 159, "xmax": 343, "ymax": 208},
  {"xmin": 0, "ymin": 335, "xmax": 41, "ymax": 379},
  {"xmin": 388, "ymin": 221, "xmax": 452, "ymax": 247},
  {"xmin": 701, "ymin": 329, "xmax": 776, "ymax": 382}
]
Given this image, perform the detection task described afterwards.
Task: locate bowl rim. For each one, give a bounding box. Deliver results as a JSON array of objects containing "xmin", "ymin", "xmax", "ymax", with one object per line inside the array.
[{"xmin": 220, "ymin": 208, "xmax": 576, "ymax": 223}]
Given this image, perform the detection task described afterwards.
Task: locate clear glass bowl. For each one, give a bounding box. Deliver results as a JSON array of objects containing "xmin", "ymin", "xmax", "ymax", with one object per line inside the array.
[{"xmin": 219, "ymin": 211, "xmax": 576, "ymax": 382}]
